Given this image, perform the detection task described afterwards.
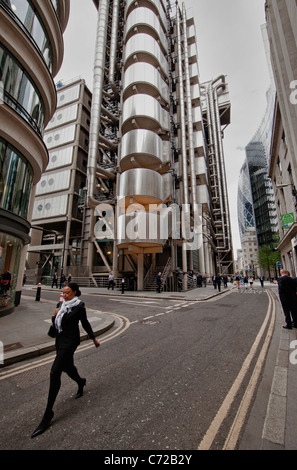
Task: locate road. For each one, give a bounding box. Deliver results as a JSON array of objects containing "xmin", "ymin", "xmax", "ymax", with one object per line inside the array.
[{"xmin": 0, "ymin": 286, "xmax": 277, "ymax": 451}]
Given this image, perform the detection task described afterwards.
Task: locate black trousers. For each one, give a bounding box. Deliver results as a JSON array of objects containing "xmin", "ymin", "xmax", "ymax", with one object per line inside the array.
[
  {"xmin": 281, "ymin": 301, "xmax": 297, "ymax": 327},
  {"xmin": 45, "ymin": 346, "xmax": 82, "ymax": 413}
]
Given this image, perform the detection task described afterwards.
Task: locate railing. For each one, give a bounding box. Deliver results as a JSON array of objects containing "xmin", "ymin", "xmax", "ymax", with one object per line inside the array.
[
  {"xmin": 3, "ymin": 90, "xmax": 43, "ymax": 138},
  {"xmin": 161, "ymin": 257, "xmax": 172, "ymax": 289}
]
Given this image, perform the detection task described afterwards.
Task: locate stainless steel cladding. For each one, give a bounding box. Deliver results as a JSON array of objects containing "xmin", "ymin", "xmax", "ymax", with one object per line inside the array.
[
  {"xmin": 124, "ymin": 34, "xmax": 169, "ymax": 79},
  {"xmin": 118, "ymin": 169, "xmax": 164, "ymax": 206},
  {"xmin": 123, "ymin": 62, "xmax": 169, "ymax": 105},
  {"xmin": 120, "ymin": 129, "xmax": 170, "ymax": 172},
  {"xmin": 121, "ymin": 94, "xmax": 170, "ymax": 136}
]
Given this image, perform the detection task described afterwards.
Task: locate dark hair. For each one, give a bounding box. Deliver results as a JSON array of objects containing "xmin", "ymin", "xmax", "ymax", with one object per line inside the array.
[{"xmin": 68, "ymin": 282, "xmax": 81, "ymax": 297}]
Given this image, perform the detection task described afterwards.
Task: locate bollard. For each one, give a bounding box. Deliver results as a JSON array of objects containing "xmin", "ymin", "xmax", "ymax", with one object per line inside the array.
[{"xmin": 35, "ymin": 283, "xmax": 42, "ymax": 301}]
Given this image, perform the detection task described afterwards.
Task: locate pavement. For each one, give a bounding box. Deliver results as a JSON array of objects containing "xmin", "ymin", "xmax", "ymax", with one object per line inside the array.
[{"xmin": 0, "ymin": 280, "xmax": 296, "ymax": 450}]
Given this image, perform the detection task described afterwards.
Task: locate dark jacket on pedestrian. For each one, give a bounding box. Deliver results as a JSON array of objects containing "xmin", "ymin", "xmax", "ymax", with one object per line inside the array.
[
  {"xmin": 278, "ymin": 275, "xmax": 297, "ymax": 306},
  {"xmin": 52, "ymin": 301, "xmax": 95, "ymax": 350}
]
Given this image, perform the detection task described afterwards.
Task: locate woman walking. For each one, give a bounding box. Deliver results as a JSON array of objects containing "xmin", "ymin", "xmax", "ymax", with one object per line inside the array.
[{"xmin": 31, "ymin": 283, "xmax": 100, "ymax": 438}]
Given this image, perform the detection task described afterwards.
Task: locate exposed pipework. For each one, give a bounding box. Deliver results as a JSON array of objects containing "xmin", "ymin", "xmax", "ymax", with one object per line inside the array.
[
  {"xmin": 213, "ymin": 83, "xmax": 232, "ymax": 250},
  {"xmin": 208, "ymin": 79, "xmax": 226, "ymax": 248},
  {"xmin": 176, "ymin": 3, "xmax": 189, "ymax": 290},
  {"xmin": 176, "ymin": 5, "xmax": 189, "ymax": 208},
  {"xmin": 182, "ymin": 4, "xmax": 196, "ymax": 207},
  {"xmin": 109, "ymin": 0, "xmax": 120, "ymax": 98},
  {"xmin": 182, "ymin": 4, "xmax": 205, "ymax": 274},
  {"xmin": 87, "ymin": 0, "xmax": 110, "ymax": 209}
]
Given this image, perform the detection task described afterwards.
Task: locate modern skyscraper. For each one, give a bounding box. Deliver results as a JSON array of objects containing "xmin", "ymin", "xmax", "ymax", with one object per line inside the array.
[
  {"xmin": 237, "ymin": 24, "xmax": 278, "ymax": 254},
  {"xmin": 80, "ymin": 0, "xmax": 233, "ymax": 290},
  {"xmin": 0, "ymin": 0, "xmax": 70, "ymax": 315},
  {"xmin": 30, "ymin": 0, "xmax": 234, "ymax": 291}
]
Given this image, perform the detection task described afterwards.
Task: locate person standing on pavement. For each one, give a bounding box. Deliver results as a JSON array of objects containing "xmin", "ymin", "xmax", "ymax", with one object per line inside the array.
[
  {"xmin": 31, "ymin": 282, "xmax": 100, "ymax": 438},
  {"xmin": 215, "ymin": 273, "xmax": 221, "ymax": 292},
  {"xmin": 51, "ymin": 272, "xmax": 58, "ymax": 288},
  {"xmin": 156, "ymin": 272, "xmax": 162, "ymax": 293},
  {"xmin": 108, "ymin": 272, "xmax": 114, "ymax": 290},
  {"xmin": 277, "ymin": 269, "xmax": 297, "ymax": 330}
]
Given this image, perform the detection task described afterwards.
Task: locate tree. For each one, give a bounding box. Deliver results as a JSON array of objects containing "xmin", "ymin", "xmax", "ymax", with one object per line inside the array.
[{"xmin": 258, "ymin": 244, "xmax": 281, "ymax": 279}]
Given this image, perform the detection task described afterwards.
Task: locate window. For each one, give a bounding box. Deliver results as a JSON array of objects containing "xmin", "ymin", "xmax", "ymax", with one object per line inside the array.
[
  {"xmin": 0, "ymin": 43, "xmax": 45, "ymax": 133},
  {"xmin": 0, "ymin": 138, "xmax": 33, "ymax": 218}
]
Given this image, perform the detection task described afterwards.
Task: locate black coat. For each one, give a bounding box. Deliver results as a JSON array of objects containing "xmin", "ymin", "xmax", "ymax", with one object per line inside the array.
[
  {"xmin": 278, "ymin": 276, "xmax": 297, "ymax": 306},
  {"xmin": 52, "ymin": 301, "xmax": 95, "ymax": 350}
]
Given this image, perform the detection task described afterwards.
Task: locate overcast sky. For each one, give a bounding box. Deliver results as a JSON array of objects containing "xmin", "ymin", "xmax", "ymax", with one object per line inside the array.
[{"xmin": 57, "ymin": 0, "xmax": 270, "ymax": 255}]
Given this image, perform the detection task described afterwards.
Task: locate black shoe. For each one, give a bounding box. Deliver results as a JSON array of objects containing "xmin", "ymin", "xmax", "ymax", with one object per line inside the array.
[
  {"xmin": 75, "ymin": 378, "xmax": 86, "ymax": 399},
  {"xmin": 283, "ymin": 325, "xmax": 292, "ymax": 329},
  {"xmin": 31, "ymin": 410, "xmax": 54, "ymax": 438}
]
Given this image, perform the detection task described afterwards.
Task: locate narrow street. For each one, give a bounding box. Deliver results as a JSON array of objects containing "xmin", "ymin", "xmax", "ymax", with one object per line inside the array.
[{"xmin": 0, "ymin": 285, "xmax": 279, "ymax": 451}]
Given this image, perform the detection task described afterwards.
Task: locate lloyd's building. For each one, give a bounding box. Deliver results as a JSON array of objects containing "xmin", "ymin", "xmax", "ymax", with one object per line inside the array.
[
  {"xmin": 83, "ymin": 0, "xmax": 233, "ymax": 291},
  {"xmin": 30, "ymin": 0, "xmax": 234, "ymax": 292}
]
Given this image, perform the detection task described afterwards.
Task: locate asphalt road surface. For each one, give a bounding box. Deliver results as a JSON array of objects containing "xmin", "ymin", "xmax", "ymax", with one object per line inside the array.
[{"xmin": 0, "ymin": 286, "xmax": 276, "ymax": 451}]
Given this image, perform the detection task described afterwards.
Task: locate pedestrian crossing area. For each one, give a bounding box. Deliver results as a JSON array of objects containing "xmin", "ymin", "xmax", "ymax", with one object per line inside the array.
[{"xmin": 234, "ymin": 288, "xmax": 269, "ymax": 294}]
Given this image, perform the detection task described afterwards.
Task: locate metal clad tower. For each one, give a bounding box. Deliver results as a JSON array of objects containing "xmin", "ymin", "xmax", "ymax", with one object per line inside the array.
[{"xmin": 82, "ymin": 0, "xmax": 234, "ymax": 290}]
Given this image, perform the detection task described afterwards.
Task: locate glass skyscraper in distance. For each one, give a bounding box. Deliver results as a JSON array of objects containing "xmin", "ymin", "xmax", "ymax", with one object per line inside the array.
[{"xmin": 237, "ymin": 33, "xmax": 278, "ymax": 252}]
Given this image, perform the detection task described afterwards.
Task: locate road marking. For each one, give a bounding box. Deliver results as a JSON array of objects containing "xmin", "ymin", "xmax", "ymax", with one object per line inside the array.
[
  {"xmin": 223, "ymin": 290, "xmax": 276, "ymax": 449},
  {"xmin": 0, "ymin": 311, "xmax": 129, "ymax": 381},
  {"xmin": 198, "ymin": 289, "xmax": 275, "ymax": 450}
]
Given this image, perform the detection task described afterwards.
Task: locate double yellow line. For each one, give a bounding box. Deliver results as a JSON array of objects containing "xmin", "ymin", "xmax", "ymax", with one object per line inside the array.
[{"xmin": 198, "ymin": 289, "xmax": 276, "ymax": 450}]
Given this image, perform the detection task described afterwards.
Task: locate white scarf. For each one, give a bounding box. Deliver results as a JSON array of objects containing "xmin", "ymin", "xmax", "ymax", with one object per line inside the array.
[{"xmin": 55, "ymin": 296, "xmax": 81, "ymax": 333}]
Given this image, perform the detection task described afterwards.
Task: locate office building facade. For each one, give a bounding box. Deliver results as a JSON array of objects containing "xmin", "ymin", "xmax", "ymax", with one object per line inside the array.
[
  {"xmin": 27, "ymin": 78, "xmax": 92, "ymax": 282},
  {"xmin": 0, "ymin": 0, "xmax": 70, "ymax": 315},
  {"xmin": 82, "ymin": 0, "xmax": 233, "ymax": 290},
  {"xmin": 266, "ymin": 0, "xmax": 297, "ymax": 274},
  {"xmin": 30, "ymin": 0, "xmax": 234, "ymax": 291}
]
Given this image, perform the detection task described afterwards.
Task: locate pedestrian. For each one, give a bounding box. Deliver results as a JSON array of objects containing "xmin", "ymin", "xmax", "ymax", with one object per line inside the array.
[
  {"xmin": 60, "ymin": 272, "xmax": 66, "ymax": 289},
  {"xmin": 249, "ymin": 276, "xmax": 254, "ymax": 288},
  {"xmin": 259, "ymin": 275, "xmax": 264, "ymax": 287},
  {"xmin": 197, "ymin": 273, "xmax": 202, "ymax": 287},
  {"xmin": 22, "ymin": 273, "xmax": 27, "ymax": 286},
  {"xmin": 156, "ymin": 272, "xmax": 162, "ymax": 293},
  {"xmin": 31, "ymin": 282, "xmax": 100, "ymax": 438},
  {"xmin": 235, "ymin": 275, "xmax": 240, "ymax": 289},
  {"xmin": 108, "ymin": 272, "xmax": 114, "ymax": 290},
  {"xmin": 277, "ymin": 269, "xmax": 297, "ymax": 329},
  {"xmin": 215, "ymin": 273, "xmax": 221, "ymax": 292},
  {"xmin": 52, "ymin": 272, "xmax": 58, "ymax": 288},
  {"xmin": 202, "ymin": 275, "xmax": 206, "ymax": 287},
  {"xmin": 212, "ymin": 274, "xmax": 217, "ymax": 289},
  {"xmin": 243, "ymin": 276, "xmax": 248, "ymax": 289},
  {"xmin": 223, "ymin": 275, "xmax": 228, "ymax": 288}
]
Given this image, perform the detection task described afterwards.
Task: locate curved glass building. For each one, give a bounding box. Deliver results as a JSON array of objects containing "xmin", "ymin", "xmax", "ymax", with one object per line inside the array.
[
  {"xmin": 238, "ymin": 86, "xmax": 278, "ymax": 248},
  {"xmin": 237, "ymin": 160, "xmax": 255, "ymax": 239},
  {"xmin": 0, "ymin": 0, "xmax": 70, "ymax": 315}
]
